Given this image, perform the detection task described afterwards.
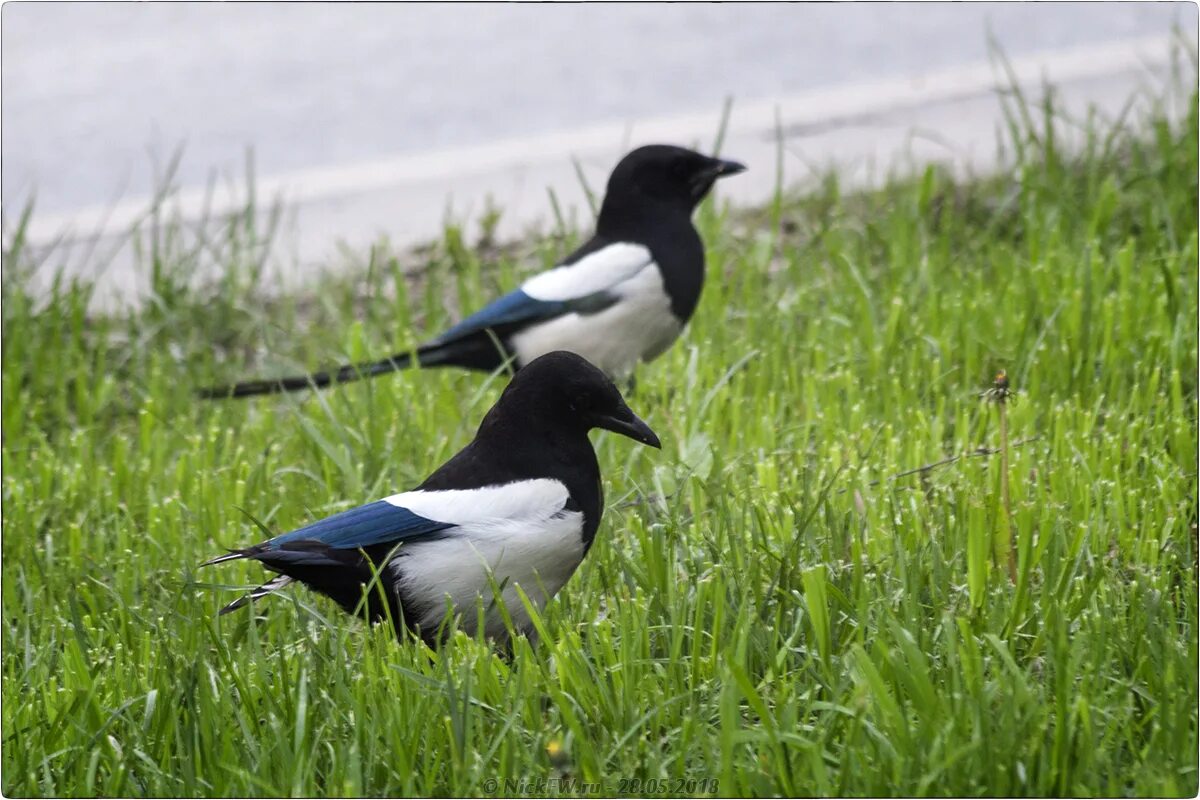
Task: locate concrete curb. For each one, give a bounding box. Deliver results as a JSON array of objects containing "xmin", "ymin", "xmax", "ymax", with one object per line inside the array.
[{"xmin": 16, "ymin": 32, "xmax": 1188, "ymax": 307}]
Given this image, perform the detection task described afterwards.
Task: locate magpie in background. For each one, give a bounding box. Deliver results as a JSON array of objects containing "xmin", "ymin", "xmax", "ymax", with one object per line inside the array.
[
  {"xmin": 200, "ymin": 144, "xmax": 745, "ymax": 398},
  {"xmin": 202, "ymin": 351, "xmax": 661, "ymax": 645}
]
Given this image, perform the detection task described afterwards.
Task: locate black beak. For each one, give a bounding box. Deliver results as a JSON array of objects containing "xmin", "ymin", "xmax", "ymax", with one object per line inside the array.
[
  {"xmin": 594, "ymin": 404, "xmax": 662, "ymax": 449},
  {"xmin": 712, "ymin": 158, "xmax": 747, "ymax": 178},
  {"xmin": 690, "ymin": 157, "xmax": 747, "ymax": 196}
]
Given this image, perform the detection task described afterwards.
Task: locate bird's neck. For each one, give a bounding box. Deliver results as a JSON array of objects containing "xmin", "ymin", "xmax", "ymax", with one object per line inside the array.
[
  {"xmin": 467, "ymin": 417, "xmax": 605, "ymax": 545},
  {"xmin": 596, "ymin": 192, "xmax": 706, "ymax": 322},
  {"xmin": 478, "ymin": 414, "xmax": 598, "ymax": 479},
  {"xmin": 596, "ymin": 192, "xmax": 695, "ymax": 242}
]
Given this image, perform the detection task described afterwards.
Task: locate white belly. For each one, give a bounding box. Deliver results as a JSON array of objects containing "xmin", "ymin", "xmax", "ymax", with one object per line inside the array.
[
  {"xmin": 509, "ymin": 266, "xmax": 683, "ymax": 379},
  {"xmin": 391, "ymin": 510, "xmax": 585, "ymax": 640}
]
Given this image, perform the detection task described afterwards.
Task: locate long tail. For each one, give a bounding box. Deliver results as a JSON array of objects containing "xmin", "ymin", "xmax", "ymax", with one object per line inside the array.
[
  {"xmin": 199, "ymin": 334, "xmax": 514, "ymax": 400},
  {"xmin": 197, "ymin": 352, "xmax": 415, "ymax": 399},
  {"xmin": 200, "ymin": 550, "xmax": 295, "ymax": 614},
  {"xmin": 218, "ymin": 575, "xmax": 295, "ymax": 615}
]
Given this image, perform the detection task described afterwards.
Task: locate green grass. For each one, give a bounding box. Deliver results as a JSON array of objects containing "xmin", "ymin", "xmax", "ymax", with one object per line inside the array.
[{"xmin": 3, "ymin": 72, "xmax": 1197, "ymax": 796}]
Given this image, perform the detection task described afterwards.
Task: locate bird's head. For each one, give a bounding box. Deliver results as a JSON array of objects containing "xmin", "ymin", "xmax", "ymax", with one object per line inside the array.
[
  {"xmin": 495, "ymin": 351, "xmax": 661, "ymax": 448},
  {"xmin": 602, "ymin": 144, "xmax": 746, "ymax": 216}
]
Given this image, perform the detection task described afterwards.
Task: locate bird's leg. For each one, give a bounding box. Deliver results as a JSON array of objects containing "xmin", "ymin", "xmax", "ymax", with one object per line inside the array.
[{"xmin": 495, "ymin": 628, "xmax": 537, "ymax": 663}]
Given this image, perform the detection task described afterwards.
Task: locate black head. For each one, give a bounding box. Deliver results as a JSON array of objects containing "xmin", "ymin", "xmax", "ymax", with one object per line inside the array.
[
  {"xmin": 601, "ymin": 144, "xmax": 746, "ymax": 218},
  {"xmin": 490, "ymin": 351, "xmax": 661, "ymax": 448}
]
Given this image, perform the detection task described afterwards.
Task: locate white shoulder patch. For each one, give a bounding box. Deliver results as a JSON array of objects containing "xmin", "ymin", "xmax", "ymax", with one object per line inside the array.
[
  {"xmin": 521, "ymin": 242, "xmax": 654, "ymax": 302},
  {"xmin": 384, "ymin": 478, "xmax": 587, "ymax": 641},
  {"xmin": 382, "ymin": 479, "xmax": 571, "ymax": 526}
]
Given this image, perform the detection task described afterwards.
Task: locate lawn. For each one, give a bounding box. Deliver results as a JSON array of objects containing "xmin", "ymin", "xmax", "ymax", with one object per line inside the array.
[{"xmin": 2, "ymin": 70, "xmax": 1197, "ymax": 796}]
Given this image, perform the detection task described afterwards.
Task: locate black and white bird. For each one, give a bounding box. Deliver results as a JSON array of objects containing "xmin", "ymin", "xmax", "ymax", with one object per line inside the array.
[
  {"xmin": 201, "ymin": 144, "xmax": 745, "ymax": 398},
  {"xmin": 201, "ymin": 351, "xmax": 660, "ymax": 645}
]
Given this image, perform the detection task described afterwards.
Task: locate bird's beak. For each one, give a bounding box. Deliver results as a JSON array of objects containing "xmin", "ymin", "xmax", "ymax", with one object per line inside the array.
[
  {"xmin": 712, "ymin": 158, "xmax": 747, "ymax": 178},
  {"xmin": 595, "ymin": 404, "xmax": 662, "ymax": 448},
  {"xmin": 690, "ymin": 157, "xmax": 747, "ymax": 196}
]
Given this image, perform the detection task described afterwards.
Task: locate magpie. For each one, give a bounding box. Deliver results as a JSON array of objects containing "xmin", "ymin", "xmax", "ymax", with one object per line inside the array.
[
  {"xmin": 201, "ymin": 351, "xmax": 661, "ymax": 645},
  {"xmin": 200, "ymin": 144, "xmax": 745, "ymax": 398}
]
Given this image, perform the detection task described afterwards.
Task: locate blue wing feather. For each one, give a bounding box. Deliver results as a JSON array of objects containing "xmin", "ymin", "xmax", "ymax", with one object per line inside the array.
[
  {"xmin": 433, "ymin": 289, "xmax": 566, "ymax": 344},
  {"xmin": 267, "ymin": 500, "xmax": 453, "ymax": 552},
  {"xmin": 428, "ymin": 239, "xmax": 647, "ymax": 347}
]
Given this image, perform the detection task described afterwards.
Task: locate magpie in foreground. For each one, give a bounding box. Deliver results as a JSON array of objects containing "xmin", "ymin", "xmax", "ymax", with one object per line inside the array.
[
  {"xmin": 202, "ymin": 351, "xmax": 661, "ymax": 645},
  {"xmin": 200, "ymin": 144, "xmax": 745, "ymax": 398}
]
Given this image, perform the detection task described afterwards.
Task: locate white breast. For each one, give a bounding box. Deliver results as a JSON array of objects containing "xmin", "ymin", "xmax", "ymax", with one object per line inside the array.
[
  {"xmin": 510, "ymin": 263, "xmax": 683, "ymax": 379},
  {"xmin": 385, "ymin": 480, "xmax": 586, "ymax": 640}
]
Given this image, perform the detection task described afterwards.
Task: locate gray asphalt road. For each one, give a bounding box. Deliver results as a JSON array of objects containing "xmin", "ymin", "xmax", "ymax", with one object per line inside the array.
[{"xmin": 2, "ymin": 2, "xmax": 1192, "ymax": 217}]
